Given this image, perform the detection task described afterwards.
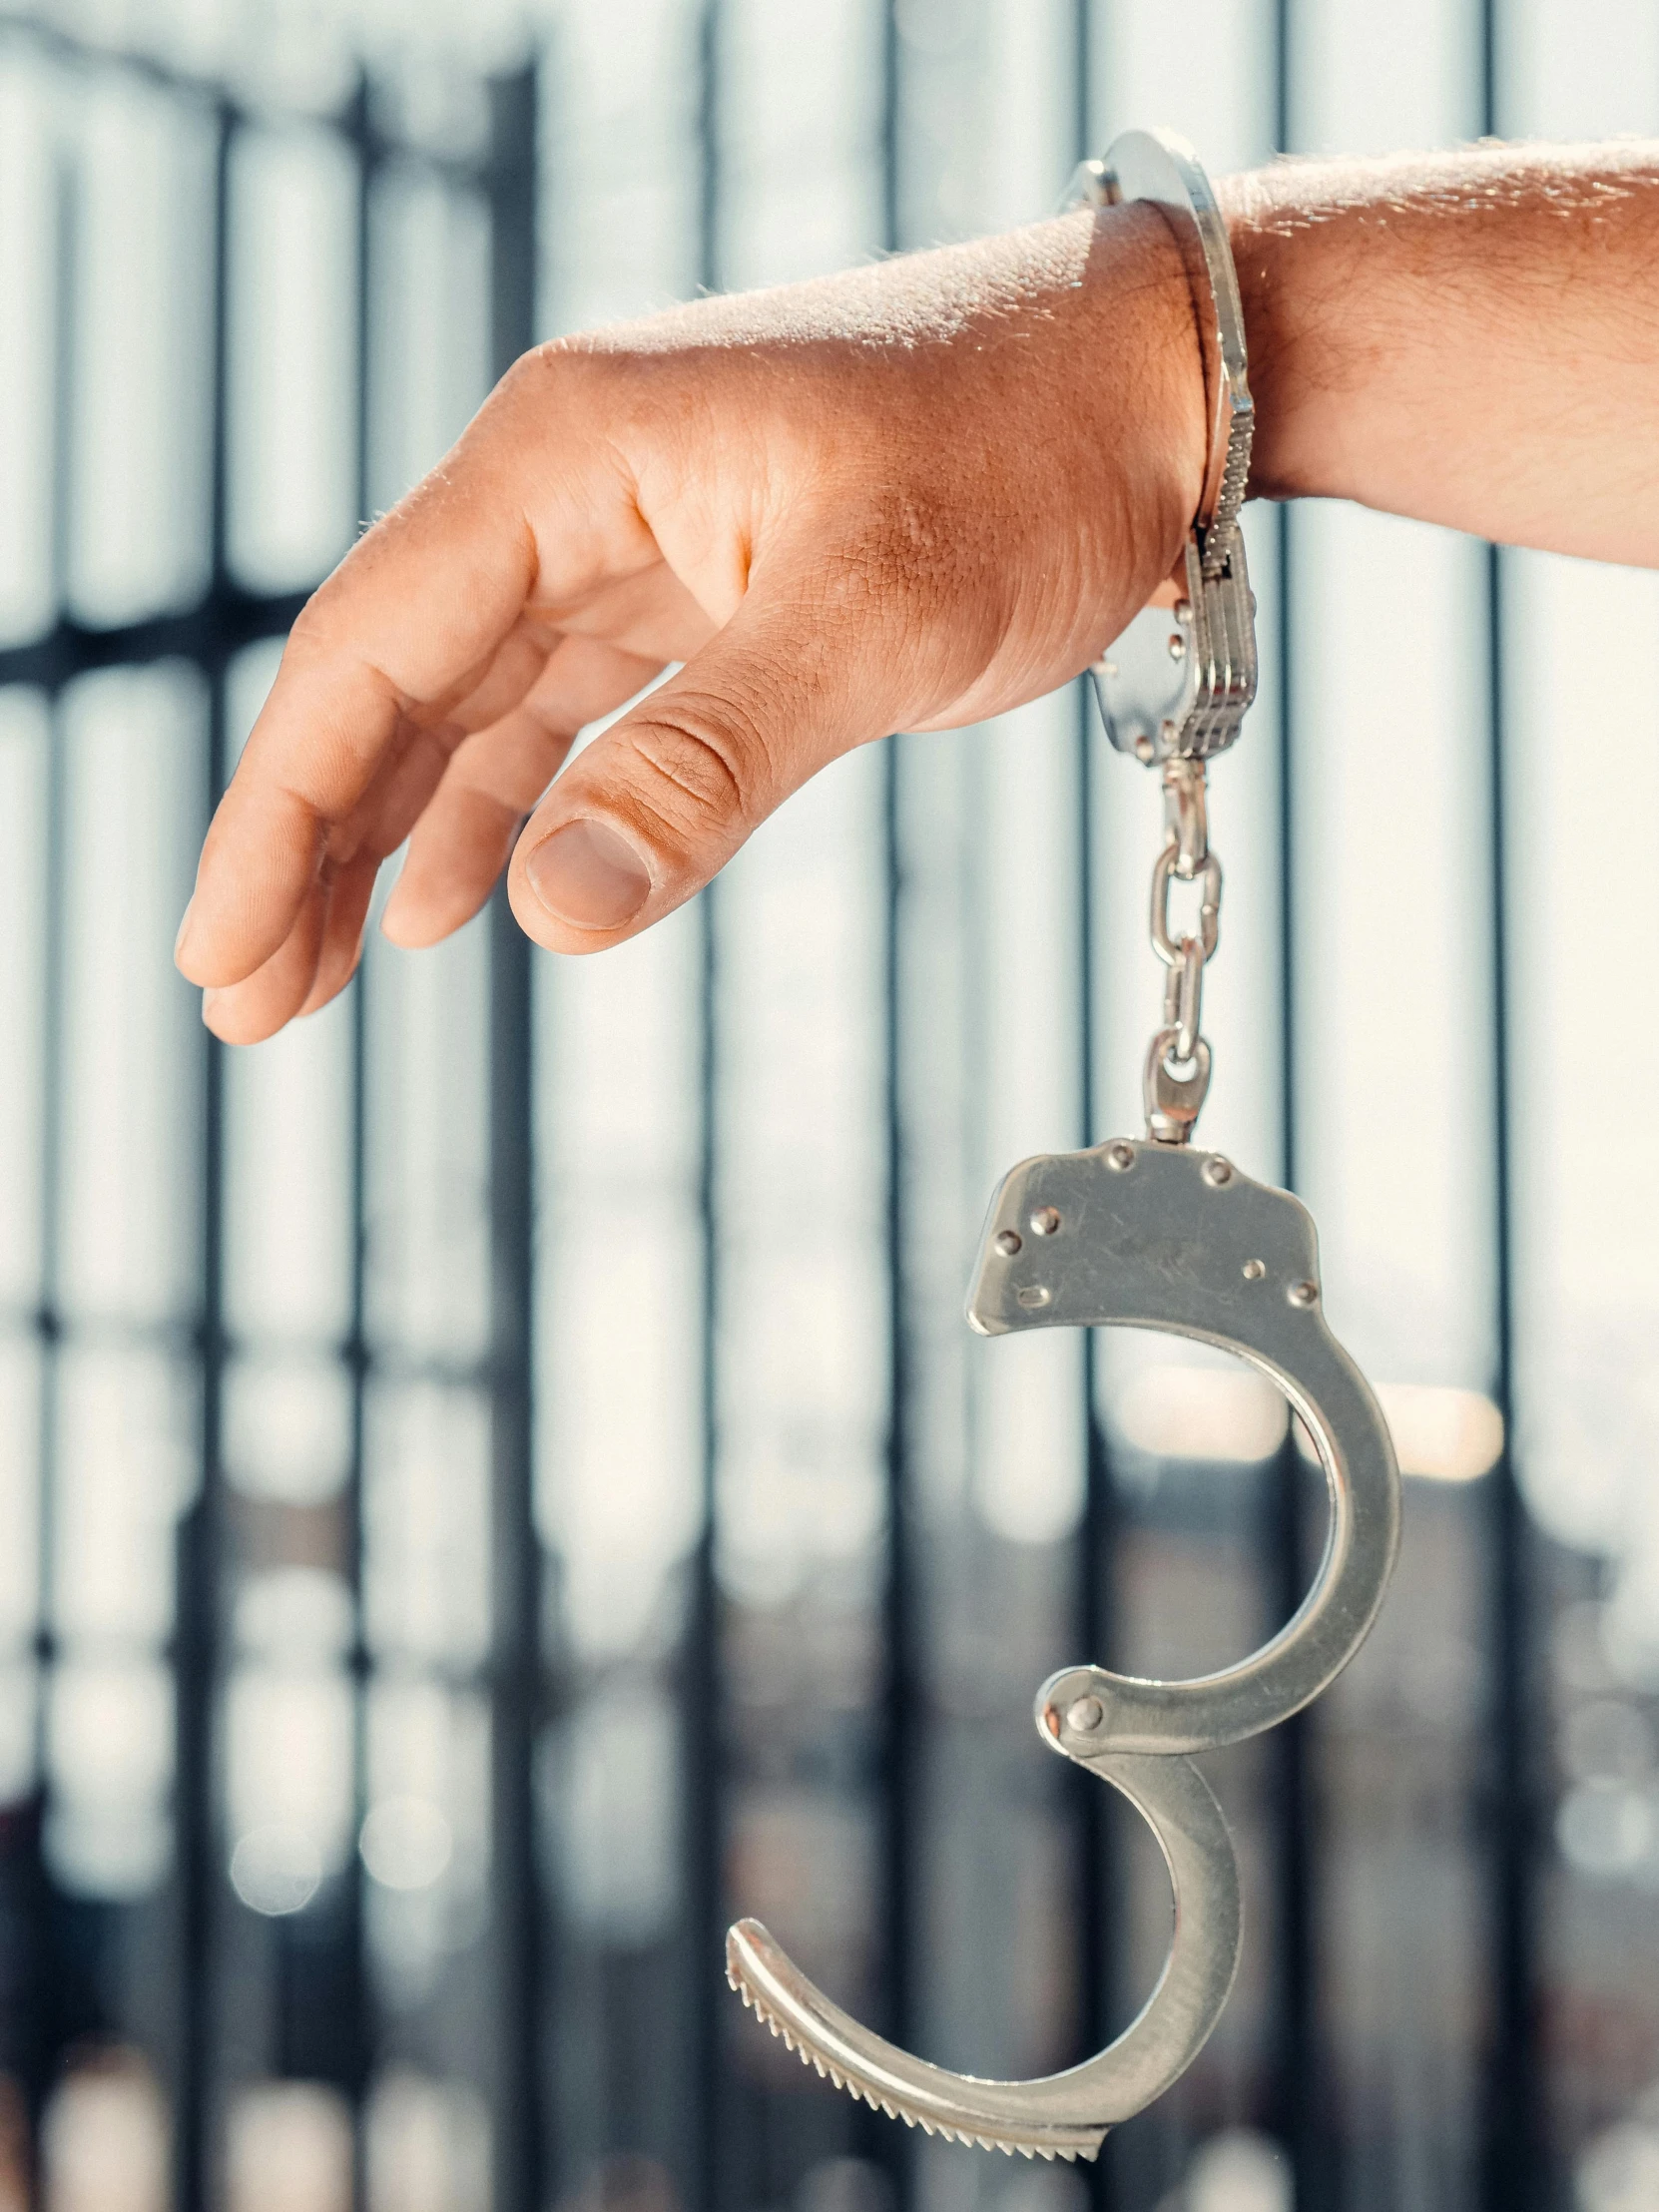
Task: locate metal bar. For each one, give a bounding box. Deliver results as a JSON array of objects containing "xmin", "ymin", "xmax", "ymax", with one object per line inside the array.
[
  {"xmin": 1476, "ymin": 14, "xmax": 1539, "ymax": 2203},
  {"xmin": 1070, "ymin": 17, "xmax": 1121, "ymax": 2212},
  {"xmin": 341, "ymin": 74, "xmax": 376, "ymax": 2212},
  {"xmin": 688, "ymin": 16, "xmax": 725, "ymax": 2208},
  {"xmin": 27, "ymin": 730, "xmax": 65, "ymax": 2212},
  {"xmin": 22, "ymin": 150, "xmax": 79, "ymax": 2210},
  {"xmin": 0, "ymin": 14, "xmax": 485, "ymax": 185},
  {"xmin": 874, "ymin": 667, "xmax": 916, "ymax": 2189},
  {"xmin": 0, "ymin": 1309, "xmax": 494, "ymax": 1388},
  {"xmin": 1073, "ymin": 649, "xmax": 1122, "ymax": 2212},
  {"xmin": 0, "ymin": 12, "xmax": 226, "ymax": 116},
  {"xmin": 1264, "ymin": 13, "xmax": 1327, "ymax": 2201},
  {"xmin": 483, "ymin": 64, "xmax": 546, "ymax": 2212},
  {"xmin": 875, "ymin": 12, "xmax": 916, "ymax": 2211},
  {"xmin": 1476, "ymin": 21, "xmax": 1538, "ymax": 2181},
  {"xmin": 1477, "ymin": 549, "xmax": 1538, "ymax": 2212},
  {"xmin": 1266, "ymin": 523, "xmax": 1325, "ymax": 2209},
  {"xmin": 0, "ymin": 595, "xmax": 309, "ymax": 692},
  {"xmin": 689, "ymin": 922, "xmax": 723, "ymax": 2212},
  {"xmin": 173, "ymin": 95, "xmax": 235, "ymax": 2212}
]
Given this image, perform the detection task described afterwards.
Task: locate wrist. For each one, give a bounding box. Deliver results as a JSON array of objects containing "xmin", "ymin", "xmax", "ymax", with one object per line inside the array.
[
  {"xmin": 1219, "ymin": 156, "xmax": 1403, "ymax": 504},
  {"xmin": 1061, "ymin": 200, "xmax": 1212, "ymax": 591},
  {"xmin": 1218, "ymin": 168, "xmax": 1321, "ymax": 505}
]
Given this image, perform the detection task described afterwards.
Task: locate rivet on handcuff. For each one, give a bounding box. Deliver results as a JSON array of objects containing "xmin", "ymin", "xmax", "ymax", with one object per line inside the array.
[{"xmin": 725, "ymin": 128, "xmax": 1402, "ymax": 2162}]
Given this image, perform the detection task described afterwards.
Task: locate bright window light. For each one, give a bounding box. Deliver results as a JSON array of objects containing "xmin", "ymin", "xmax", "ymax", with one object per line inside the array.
[
  {"xmin": 1114, "ymin": 1366, "xmax": 1287, "ymax": 1464},
  {"xmin": 1115, "ymin": 1366, "xmax": 1503, "ymax": 1481},
  {"xmin": 1375, "ymin": 1384, "xmax": 1504, "ymax": 1483}
]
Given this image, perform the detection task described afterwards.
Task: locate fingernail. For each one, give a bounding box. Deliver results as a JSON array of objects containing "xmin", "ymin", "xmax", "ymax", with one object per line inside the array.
[
  {"xmin": 174, "ymin": 896, "xmax": 196, "ymax": 962},
  {"xmin": 201, "ymin": 987, "xmax": 224, "ymax": 1029},
  {"xmin": 525, "ymin": 820, "xmax": 651, "ymax": 930}
]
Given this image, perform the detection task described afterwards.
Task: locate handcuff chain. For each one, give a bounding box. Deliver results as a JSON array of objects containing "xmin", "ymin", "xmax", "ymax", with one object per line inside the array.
[{"xmin": 1144, "ymin": 756, "xmax": 1220, "ymax": 1143}]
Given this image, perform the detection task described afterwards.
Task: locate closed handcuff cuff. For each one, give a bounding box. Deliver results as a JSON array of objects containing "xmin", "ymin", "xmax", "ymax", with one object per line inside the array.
[{"xmin": 725, "ymin": 128, "xmax": 1402, "ymax": 2161}]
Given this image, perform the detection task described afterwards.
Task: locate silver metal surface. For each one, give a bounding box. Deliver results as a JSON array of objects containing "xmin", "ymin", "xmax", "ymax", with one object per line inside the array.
[
  {"xmin": 1089, "ymin": 542, "xmax": 1257, "ymax": 768},
  {"xmin": 1151, "ymin": 842, "xmax": 1221, "ymax": 965},
  {"xmin": 1068, "ymin": 129, "xmax": 1257, "ymax": 767},
  {"xmin": 1143, "ymin": 1029, "xmax": 1212, "ymax": 1145},
  {"xmin": 728, "ymin": 1137, "xmax": 1398, "ymax": 2151},
  {"xmin": 1145, "ymin": 762, "xmax": 1222, "ymax": 1134},
  {"xmin": 1166, "ymin": 940, "xmax": 1204, "ymax": 1064},
  {"xmin": 969, "ymin": 1140, "xmax": 1401, "ymax": 1753},
  {"xmin": 1163, "ymin": 755, "xmax": 1209, "ymax": 875},
  {"xmin": 726, "ymin": 1748, "xmax": 1240, "ymax": 2163},
  {"xmin": 1067, "ymin": 131, "xmax": 1252, "ymax": 554}
]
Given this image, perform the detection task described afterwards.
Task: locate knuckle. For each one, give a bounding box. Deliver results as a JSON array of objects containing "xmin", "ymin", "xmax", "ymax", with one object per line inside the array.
[
  {"xmin": 622, "ymin": 696, "xmax": 768, "ymax": 844},
  {"xmin": 510, "ymin": 336, "xmax": 622, "ymax": 413},
  {"xmin": 499, "ymin": 340, "xmax": 579, "ymax": 413},
  {"xmin": 285, "ymin": 587, "xmax": 334, "ymax": 658}
]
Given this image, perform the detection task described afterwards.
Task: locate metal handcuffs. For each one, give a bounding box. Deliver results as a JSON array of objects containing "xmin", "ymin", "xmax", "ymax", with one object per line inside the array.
[{"xmin": 726, "ymin": 130, "xmax": 1402, "ymax": 2163}]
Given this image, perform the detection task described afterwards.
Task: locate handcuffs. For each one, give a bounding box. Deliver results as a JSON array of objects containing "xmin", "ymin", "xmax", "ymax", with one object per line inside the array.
[{"xmin": 726, "ymin": 129, "xmax": 1402, "ymax": 2162}]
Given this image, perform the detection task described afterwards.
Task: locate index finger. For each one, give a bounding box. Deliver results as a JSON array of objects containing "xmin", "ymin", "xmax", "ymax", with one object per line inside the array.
[{"xmin": 174, "ymin": 357, "xmax": 651, "ymax": 989}]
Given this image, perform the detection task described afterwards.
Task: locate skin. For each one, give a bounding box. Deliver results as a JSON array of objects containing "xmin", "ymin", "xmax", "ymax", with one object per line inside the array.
[{"xmin": 175, "ymin": 140, "xmax": 1659, "ymax": 1044}]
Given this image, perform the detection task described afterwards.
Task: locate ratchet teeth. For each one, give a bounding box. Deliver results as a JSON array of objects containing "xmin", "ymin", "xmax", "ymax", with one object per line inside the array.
[{"xmin": 725, "ymin": 1945, "xmax": 1091, "ymax": 2163}]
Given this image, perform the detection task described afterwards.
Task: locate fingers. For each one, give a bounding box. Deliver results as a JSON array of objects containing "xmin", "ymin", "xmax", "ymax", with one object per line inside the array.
[
  {"xmin": 200, "ymin": 875, "xmax": 330, "ymax": 1045},
  {"xmin": 507, "ymin": 557, "xmax": 929, "ymax": 952},
  {"xmin": 200, "ymin": 852, "xmax": 380, "ymax": 1044},
  {"xmin": 382, "ymin": 634, "xmax": 663, "ymax": 949},
  {"xmin": 298, "ymin": 854, "xmax": 379, "ymax": 1017},
  {"xmin": 179, "ymin": 528, "xmax": 537, "ymax": 993},
  {"xmin": 176, "ymin": 354, "xmax": 655, "ymax": 994},
  {"xmin": 197, "ymin": 707, "xmax": 454, "ymax": 1043},
  {"xmin": 200, "ymin": 632, "xmax": 666, "ymax": 1040}
]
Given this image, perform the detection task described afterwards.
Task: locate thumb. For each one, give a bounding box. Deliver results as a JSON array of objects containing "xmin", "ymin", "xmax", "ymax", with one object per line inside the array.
[{"xmin": 506, "ymin": 570, "xmax": 909, "ymax": 951}]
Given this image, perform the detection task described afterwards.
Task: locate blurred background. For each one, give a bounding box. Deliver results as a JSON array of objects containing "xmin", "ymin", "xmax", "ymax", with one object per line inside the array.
[{"xmin": 2, "ymin": 0, "xmax": 1658, "ymax": 2209}]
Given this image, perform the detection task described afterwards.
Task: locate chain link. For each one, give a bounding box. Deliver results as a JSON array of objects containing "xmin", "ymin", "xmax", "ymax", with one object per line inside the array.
[{"xmin": 1143, "ymin": 758, "xmax": 1222, "ymax": 1144}]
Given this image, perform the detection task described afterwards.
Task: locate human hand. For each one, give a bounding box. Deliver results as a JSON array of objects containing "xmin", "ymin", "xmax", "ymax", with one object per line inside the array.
[{"xmin": 175, "ymin": 204, "xmax": 1205, "ymax": 1042}]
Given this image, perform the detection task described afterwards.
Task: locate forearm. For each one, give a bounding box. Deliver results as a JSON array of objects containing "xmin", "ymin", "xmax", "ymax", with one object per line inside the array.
[{"xmin": 1220, "ymin": 141, "xmax": 1659, "ymax": 566}]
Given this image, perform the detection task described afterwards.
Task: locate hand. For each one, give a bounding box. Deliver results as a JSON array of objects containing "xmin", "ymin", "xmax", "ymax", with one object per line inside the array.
[{"xmin": 174, "ymin": 203, "xmax": 1205, "ymax": 1041}]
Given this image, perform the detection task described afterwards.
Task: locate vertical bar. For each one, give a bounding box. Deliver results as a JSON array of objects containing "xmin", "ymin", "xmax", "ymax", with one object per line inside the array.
[
  {"xmin": 1478, "ymin": 550, "xmax": 1537, "ymax": 2212},
  {"xmin": 1477, "ymin": 19, "xmax": 1537, "ymax": 2205},
  {"xmin": 484, "ymin": 64, "xmax": 545, "ymax": 2212},
  {"xmin": 173, "ymin": 97, "xmax": 234, "ymax": 2212},
  {"xmin": 27, "ymin": 147, "xmax": 78, "ymax": 2208},
  {"xmin": 1478, "ymin": 536, "xmax": 1537, "ymax": 2212},
  {"xmin": 689, "ymin": 898, "xmax": 723, "ymax": 2207},
  {"xmin": 1266, "ymin": 8, "xmax": 1327, "ymax": 2201},
  {"xmin": 1266, "ymin": 540, "xmax": 1323, "ymax": 2208},
  {"xmin": 30, "ymin": 744, "xmax": 64, "ymax": 2212},
  {"xmin": 1069, "ymin": 17, "xmax": 1121, "ymax": 2212},
  {"xmin": 342, "ymin": 74, "xmax": 376, "ymax": 2212},
  {"xmin": 875, "ymin": 12, "xmax": 916, "ymax": 2212},
  {"xmin": 688, "ymin": 17, "xmax": 725, "ymax": 2212}
]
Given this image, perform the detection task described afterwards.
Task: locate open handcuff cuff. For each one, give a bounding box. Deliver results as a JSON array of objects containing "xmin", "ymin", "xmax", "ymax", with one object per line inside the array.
[{"xmin": 726, "ymin": 129, "xmax": 1401, "ymax": 2160}]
